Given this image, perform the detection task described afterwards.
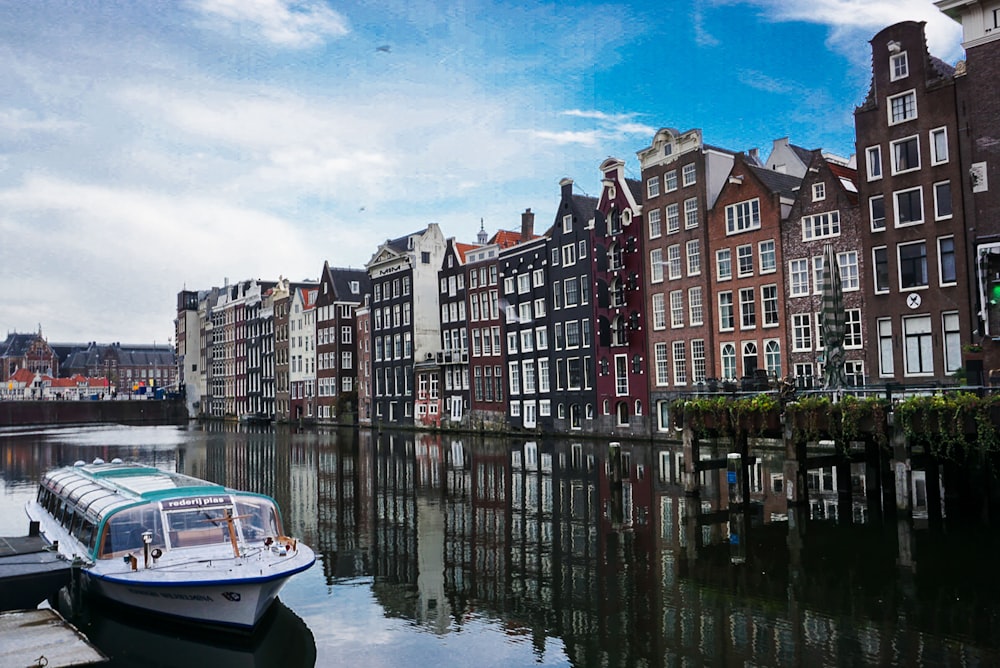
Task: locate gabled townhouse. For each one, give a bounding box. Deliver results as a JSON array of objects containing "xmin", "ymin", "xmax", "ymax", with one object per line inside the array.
[
  {"xmin": 272, "ymin": 278, "xmax": 291, "ymax": 421},
  {"xmin": 593, "ymin": 158, "xmax": 649, "ymax": 435},
  {"xmin": 244, "ymin": 280, "xmax": 276, "ymax": 419},
  {"xmin": 175, "ymin": 290, "xmax": 202, "ymax": 414},
  {"xmin": 436, "ymin": 237, "xmax": 479, "ymax": 427},
  {"xmin": 0, "ymin": 330, "xmax": 59, "ymax": 383},
  {"xmin": 637, "ymin": 128, "xmax": 735, "ymax": 430},
  {"xmin": 937, "ymin": 0, "xmax": 1000, "ymax": 375},
  {"xmin": 855, "ymin": 21, "xmax": 972, "ymax": 384},
  {"xmin": 542, "ymin": 178, "xmax": 599, "ymax": 431},
  {"xmin": 315, "ymin": 262, "xmax": 369, "ymax": 422},
  {"xmin": 356, "ymin": 298, "xmax": 372, "ymax": 424},
  {"xmin": 289, "ymin": 283, "xmax": 319, "ymax": 421},
  {"xmin": 499, "ymin": 227, "xmax": 552, "ymax": 431},
  {"xmin": 783, "ymin": 152, "xmax": 866, "ymax": 387},
  {"xmin": 260, "ymin": 285, "xmax": 277, "ymax": 419},
  {"xmin": 709, "ymin": 154, "xmax": 801, "ymax": 383},
  {"xmin": 466, "ymin": 220, "xmax": 527, "ymax": 429},
  {"xmin": 365, "ymin": 223, "xmax": 446, "ymax": 425}
]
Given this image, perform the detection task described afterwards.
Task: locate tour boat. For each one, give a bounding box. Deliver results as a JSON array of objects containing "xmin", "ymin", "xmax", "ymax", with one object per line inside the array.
[{"xmin": 25, "ymin": 459, "xmax": 315, "ymax": 630}]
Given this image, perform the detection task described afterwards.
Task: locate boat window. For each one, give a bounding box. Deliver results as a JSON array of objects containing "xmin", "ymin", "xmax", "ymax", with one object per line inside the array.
[
  {"xmin": 165, "ymin": 505, "xmax": 236, "ymax": 549},
  {"xmin": 100, "ymin": 506, "xmax": 166, "ymax": 557},
  {"xmin": 234, "ymin": 497, "xmax": 281, "ymax": 542}
]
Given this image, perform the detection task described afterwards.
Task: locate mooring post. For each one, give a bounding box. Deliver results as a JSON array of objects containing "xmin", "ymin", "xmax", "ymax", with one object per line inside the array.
[
  {"xmin": 683, "ymin": 426, "xmax": 700, "ymax": 496},
  {"xmin": 783, "ymin": 418, "xmax": 808, "ymax": 507}
]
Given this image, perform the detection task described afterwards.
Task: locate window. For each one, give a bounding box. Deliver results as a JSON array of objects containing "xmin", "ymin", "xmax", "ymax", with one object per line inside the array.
[
  {"xmin": 517, "ymin": 273, "xmax": 530, "ymax": 294},
  {"xmin": 870, "ymin": 195, "xmax": 886, "ymax": 231},
  {"xmin": 562, "ymin": 244, "xmax": 576, "ymax": 266},
  {"xmin": 719, "ymin": 292, "xmax": 734, "ymax": 330},
  {"xmin": 670, "ymin": 290, "xmax": 684, "ymax": 328},
  {"xmin": 659, "ymin": 170, "xmax": 676, "ymax": 195},
  {"xmin": 764, "ymin": 340, "xmax": 781, "ymax": 377},
  {"xmin": 673, "ymin": 342, "xmax": 688, "ymax": 385},
  {"xmin": 943, "ymin": 311, "xmax": 961, "ymax": 374},
  {"xmin": 786, "ymin": 259, "xmax": 808, "ymax": 297},
  {"xmin": 903, "ymin": 315, "xmax": 933, "ymax": 375},
  {"xmin": 686, "ymin": 239, "xmax": 701, "ymax": 275},
  {"xmin": 648, "ymin": 208, "xmax": 662, "ymax": 239},
  {"xmin": 562, "ymin": 214, "xmax": 572, "ymax": 233},
  {"xmin": 684, "ymin": 198, "xmax": 699, "ymax": 228},
  {"xmin": 717, "ymin": 249, "xmax": 732, "ymax": 281},
  {"xmin": 938, "ymin": 236, "xmax": 956, "ymax": 285},
  {"xmin": 741, "ymin": 341, "xmax": 758, "ymax": 378},
  {"xmin": 421, "ymin": 252, "xmax": 431, "ymax": 264},
  {"xmin": 532, "ymin": 269, "xmax": 544, "ymax": 287},
  {"xmin": 891, "ymin": 51, "xmax": 909, "ymax": 80},
  {"xmin": 689, "ymin": 287, "xmax": 703, "ymax": 325},
  {"xmin": 841, "ymin": 308, "xmax": 864, "ymax": 350},
  {"xmin": 891, "ymin": 136, "xmax": 920, "ymax": 173},
  {"xmin": 721, "ymin": 343, "xmax": 737, "ymax": 380},
  {"xmin": 652, "ymin": 293, "xmax": 666, "ymax": 330},
  {"xmin": 759, "ymin": 240, "xmax": 776, "ymax": 273},
  {"xmin": 930, "ymin": 127, "xmax": 948, "ymax": 164},
  {"xmin": 761, "ymin": 285, "xmax": 778, "ymax": 326},
  {"xmin": 838, "ymin": 251, "xmax": 859, "ymax": 291},
  {"xmin": 934, "ymin": 181, "xmax": 953, "ymax": 220},
  {"xmin": 866, "ymin": 146, "xmax": 882, "ymax": 181},
  {"xmin": 898, "ymin": 241, "xmax": 928, "ymax": 289},
  {"xmin": 726, "ymin": 199, "xmax": 761, "ymax": 234},
  {"xmin": 691, "ymin": 340, "xmax": 706, "ymax": 382},
  {"xmin": 739, "ymin": 287, "xmax": 756, "ymax": 329},
  {"xmin": 889, "ymin": 90, "xmax": 917, "ymax": 124},
  {"xmin": 551, "ymin": 248, "xmax": 559, "ymax": 266},
  {"xmin": 802, "ymin": 211, "xmax": 841, "ymax": 240},
  {"xmin": 737, "ymin": 244, "xmax": 753, "ymax": 277},
  {"xmin": 793, "ymin": 314, "xmax": 813, "ymax": 351},
  {"xmin": 666, "ymin": 203, "xmax": 680, "ymax": 233},
  {"xmin": 553, "ymin": 281, "xmax": 562, "ymax": 309},
  {"xmin": 873, "ymin": 247, "xmax": 889, "ymax": 293},
  {"xmin": 654, "ymin": 342, "xmax": 669, "ymax": 386},
  {"xmin": 650, "ymin": 249, "xmax": 663, "ymax": 283},
  {"xmin": 647, "ymin": 176, "xmax": 660, "ymax": 198},
  {"xmin": 667, "ymin": 245, "xmax": 682, "ymax": 279},
  {"xmin": 878, "ymin": 318, "xmax": 894, "ymax": 376},
  {"xmin": 895, "ymin": 187, "xmax": 923, "ymax": 226},
  {"xmin": 564, "ymin": 278, "xmax": 579, "ymax": 306},
  {"xmin": 503, "ymin": 276, "xmax": 515, "ymax": 294},
  {"xmin": 812, "ymin": 182, "xmax": 826, "ymax": 201},
  {"xmin": 682, "ymin": 164, "xmax": 696, "ymax": 186},
  {"xmin": 579, "ymin": 240, "xmax": 587, "ymax": 260}
]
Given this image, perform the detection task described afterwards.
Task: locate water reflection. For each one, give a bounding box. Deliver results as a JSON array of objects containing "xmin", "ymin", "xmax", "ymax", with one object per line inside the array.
[{"xmin": 3, "ymin": 425, "xmax": 1000, "ymax": 666}]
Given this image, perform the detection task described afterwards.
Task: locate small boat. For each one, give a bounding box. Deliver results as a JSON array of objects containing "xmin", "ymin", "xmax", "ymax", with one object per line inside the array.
[{"xmin": 25, "ymin": 459, "xmax": 315, "ymax": 630}]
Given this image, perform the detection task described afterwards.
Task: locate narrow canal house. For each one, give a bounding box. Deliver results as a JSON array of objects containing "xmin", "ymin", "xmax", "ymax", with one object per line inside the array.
[
  {"xmin": 365, "ymin": 223, "xmax": 446, "ymax": 426},
  {"xmin": 937, "ymin": 0, "xmax": 1000, "ymax": 377},
  {"xmin": 314, "ymin": 262, "xmax": 369, "ymax": 422},
  {"xmin": 593, "ymin": 158, "xmax": 649, "ymax": 435},
  {"xmin": 456, "ymin": 218, "xmax": 527, "ymax": 430},
  {"xmin": 499, "ymin": 221, "xmax": 553, "ymax": 431},
  {"xmin": 355, "ymin": 298, "xmax": 372, "ymax": 425},
  {"xmin": 437, "ymin": 236, "xmax": 478, "ymax": 427},
  {"xmin": 289, "ymin": 283, "xmax": 319, "ymax": 421},
  {"xmin": 783, "ymin": 152, "xmax": 867, "ymax": 387},
  {"xmin": 856, "ymin": 21, "xmax": 972, "ymax": 384},
  {"xmin": 637, "ymin": 128, "xmax": 735, "ymax": 432},
  {"xmin": 709, "ymin": 153, "xmax": 801, "ymax": 383}
]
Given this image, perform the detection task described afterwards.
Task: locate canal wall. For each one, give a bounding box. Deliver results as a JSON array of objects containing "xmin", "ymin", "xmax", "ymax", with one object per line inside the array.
[{"xmin": 0, "ymin": 399, "xmax": 188, "ymax": 427}]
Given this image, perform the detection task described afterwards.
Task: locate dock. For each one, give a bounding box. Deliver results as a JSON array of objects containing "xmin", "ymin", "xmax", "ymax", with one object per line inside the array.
[
  {"xmin": 0, "ymin": 608, "xmax": 106, "ymax": 667},
  {"xmin": 0, "ymin": 525, "xmax": 73, "ymax": 611}
]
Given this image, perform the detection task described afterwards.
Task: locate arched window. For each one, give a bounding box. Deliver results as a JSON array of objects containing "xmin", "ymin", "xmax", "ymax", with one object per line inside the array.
[
  {"xmin": 764, "ymin": 340, "xmax": 781, "ymax": 377},
  {"xmin": 634, "ymin": 400, "xmax": 642, "ymax": 416},
  {"xmin": 586, "ymin": 403, "xmax": 594, "ymax": 419},
  {"xmin": 721, "ymin": 343, "xmax": 737, "ymax": 380},
  {"xmin": 742, "ymin": 341, "xmax": 758, "ymax": 377},
  {"xmin": 616, "ymin": 401, "xmax": 629, "ymax": 426},
  {"xmin": 603, "ymin": 399, "xmax": 610, "ymax": 415}
]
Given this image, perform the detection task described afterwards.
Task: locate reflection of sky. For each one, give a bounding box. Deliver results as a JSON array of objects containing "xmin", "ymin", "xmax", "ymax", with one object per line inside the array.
[
  {"xmin": 284, "ymin": 568, "xmax": 570, "ymax": 667},
  {"xmin": 0, "ymin": 424, "xmax": 190, "ymax": 446}
]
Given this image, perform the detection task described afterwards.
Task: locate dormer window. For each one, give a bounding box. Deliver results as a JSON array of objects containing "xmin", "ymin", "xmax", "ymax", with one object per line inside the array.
[
  {"xmin": 890, "ymin": 51, "xmax": 908, "ymax": 81},
  {"xmin": 663, "ymin": 143, "xmax": 673, "ymax": 157}
]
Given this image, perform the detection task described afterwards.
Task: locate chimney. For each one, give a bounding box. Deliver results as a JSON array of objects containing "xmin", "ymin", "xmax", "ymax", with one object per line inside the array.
[
  {"xmin": 748, "ymin": 148, "xmax": 760, "ymax": 165},
  {"xmin": 559, "ymin": 177, "xmax": 574, "ymax": 200},
  {"xmin": 520, "ymin": 208, "xmax": 534, "ymax": 241}
]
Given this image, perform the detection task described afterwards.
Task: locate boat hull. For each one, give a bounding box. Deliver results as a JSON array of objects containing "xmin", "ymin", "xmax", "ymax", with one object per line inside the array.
[{"xmin": 84, "ymin": 570, "xmax": 292, "ymax": 629}]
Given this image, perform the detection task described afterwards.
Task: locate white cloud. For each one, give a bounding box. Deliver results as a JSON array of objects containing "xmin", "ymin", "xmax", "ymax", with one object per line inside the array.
[
  {"xmin": 188, "ymin": 0, "xmax": 349, "ymax": 47},
  {"xmin": 733, "ymin": 0, "xmax": 964, "ymax": 62},
  {"xmin": 0, "ymin": 108, "xmax": 82, "ymax": 134}
]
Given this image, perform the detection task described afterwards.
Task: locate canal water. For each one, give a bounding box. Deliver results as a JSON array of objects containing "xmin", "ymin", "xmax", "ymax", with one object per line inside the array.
[{"xmin": 2, "ymin": 423, "xmax": 1000, "ymax": 667}]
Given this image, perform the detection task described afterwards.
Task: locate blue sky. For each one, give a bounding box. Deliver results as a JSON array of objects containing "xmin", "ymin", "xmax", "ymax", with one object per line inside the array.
[{"xmin": 0, "ymin": 0, "xmax": 963, "ymax": 345}]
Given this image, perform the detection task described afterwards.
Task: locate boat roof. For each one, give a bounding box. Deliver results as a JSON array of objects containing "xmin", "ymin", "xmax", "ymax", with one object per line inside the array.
[{"xmin": 41, "ymin": 461, "xmax": 236, "ymax": 522}]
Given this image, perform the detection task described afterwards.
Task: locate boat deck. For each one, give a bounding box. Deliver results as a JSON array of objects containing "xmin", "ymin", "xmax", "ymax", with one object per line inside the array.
[
  {"xmin": 0, "ymin": 531, "xmax": 73, "ymax": 611},
  {"xmin": 0, "ymin": 608, "xmax": 106, "ymax": 667}
]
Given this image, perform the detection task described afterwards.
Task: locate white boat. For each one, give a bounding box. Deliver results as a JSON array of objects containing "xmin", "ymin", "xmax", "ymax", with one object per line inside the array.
[{"xmin": 25, "ymin": 459, "xmax": 315, "ymax": 630}]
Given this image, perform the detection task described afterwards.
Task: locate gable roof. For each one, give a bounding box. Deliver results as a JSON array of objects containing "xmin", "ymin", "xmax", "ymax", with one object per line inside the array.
[
  {"xmin": 747, "ymin": 164, "xmax": 803, "ymax": 199},
  {"xmin": 491, "ymin": 229, "xmax": 527, "ymax": 248}
]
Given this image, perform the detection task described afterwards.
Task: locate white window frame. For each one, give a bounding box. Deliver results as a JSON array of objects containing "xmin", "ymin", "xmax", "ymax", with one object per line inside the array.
[
  {"xmin": 812, "ymin": 182, "xmax": 826, "ymax": 202},
  {"xmin": 686, "ymin": 239, "xmax": 701, "ymax": 276},
  {"xmin": 716, "ymin": 249, "xmax": 732, "ymax": 281},
  {"xmin": 647, "ymin": 176, "xmax": 660, "ymax": 198},
  {"xmin": 930, "ymin": 127, "xmax": 948, "ymax": 165},
  {"xmin": 650, "ymin": 248, "xmax": 664, "ymax": 283},
  {"xmin": 890, "ymin": 51, "xmax": 909, "ymax": 81},
  {"xmin": 894, "ymin": 186, "xmax": 924, "ymax": 227},
  {"xmin": 759, "ymin": 239, "xmax": 776, "ymax": 274},
  {"xmin": 866, "ymin": 145, "xmax": 882, "ymax": 181},
  {"xmin": 933, "ymin": 181, "xmax": 953, "ymax": 221},
  {"xmin": 888, "ymin": 89, "xmax": 917, "ymax": 125},
  {"xmin": 790, "ymin": 259, "xmax": 810, "ymax": 297},
  {"xmin": 648, "ymin": 208, "xmax": 662, "ymax": 239},
  {"xmin": 869, "ymin": 195, "xmax": 886, "ymax": 231},
  {"xmin": 682, "ymin": 163, "xmax": 696, "ymax": 187},
  {"xmin": 725, "ymin": 198, "xmax": 761, "ymax": 234},
  {"xmin": 890, "ymin": 135, "xmax": 920, "ymax": 175}
]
